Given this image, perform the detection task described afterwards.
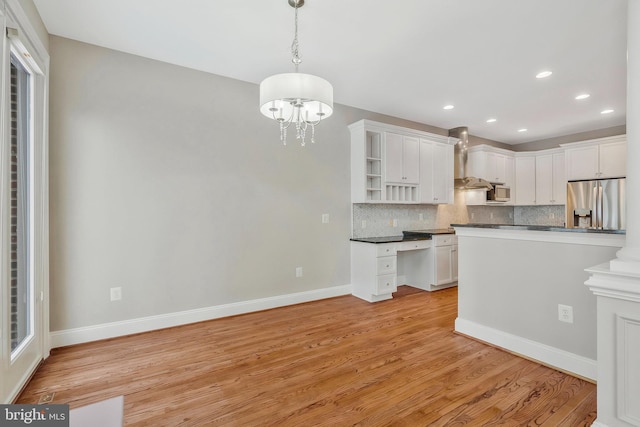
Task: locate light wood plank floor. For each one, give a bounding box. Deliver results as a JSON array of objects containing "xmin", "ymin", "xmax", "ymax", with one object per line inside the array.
[{"xmin": 18, "ymin": 286, "xmax": 596, "ymax": 426}]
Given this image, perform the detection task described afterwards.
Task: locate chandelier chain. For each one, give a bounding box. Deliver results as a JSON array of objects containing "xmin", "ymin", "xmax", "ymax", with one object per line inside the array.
[{"xmin": 291, "ymin": 3, "xmax": 301, "ymax": 71}]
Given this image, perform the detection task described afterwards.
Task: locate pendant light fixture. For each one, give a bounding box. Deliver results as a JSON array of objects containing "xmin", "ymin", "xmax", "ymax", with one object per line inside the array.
[{"xmin": 259, "ymin": 0, "xmax": 333, "ymax": 146}]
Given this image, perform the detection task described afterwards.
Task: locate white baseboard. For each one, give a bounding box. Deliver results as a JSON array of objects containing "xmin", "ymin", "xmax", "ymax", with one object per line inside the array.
[
  {"xmin": 590, "ymin": 421, "xmax": 608, "ymax": 427},
  {"xmin": 455, "ymin": 317, "xmax": 597, "ymax": 381},
  {"xmin": 50, "ymin": 285, "xmax": 352, "ymax": 348}
]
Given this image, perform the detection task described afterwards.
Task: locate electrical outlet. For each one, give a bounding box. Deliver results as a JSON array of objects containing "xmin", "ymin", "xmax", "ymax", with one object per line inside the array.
[
  {"xmin": 361, "ymin": 220, "xmax": 367, "ymax": 229},
  {"xmin": 490, "ymin": 212, "xmax": 494, "ymax": 219},
  {"xmin": 550, "ymin": 213, "xmax": 555, "ymax": 220},
  {"xmin": 295, "ymin": 267, "xmax": 303, "ymax": 277},
  {"xmin": 321, "ymin": 214, "xmax": 329, "ymax": 224},
  {"xmin": 558, "ymin": 304, "xmax": 573, "ymax": 323},
  {"xmin": 419, "ymin": 213, "xmax": 424, "ymax": 221},
  {"xmin": 110, "ymin": 287, "xmax": 122, "ymax": 301},
  {"xmin": 393, "ymin": 219, "xmax": 398, "ymax": 227},
  {"xmin": 471, "ymin": 212, "xmax": 475, "ymax": 220}
]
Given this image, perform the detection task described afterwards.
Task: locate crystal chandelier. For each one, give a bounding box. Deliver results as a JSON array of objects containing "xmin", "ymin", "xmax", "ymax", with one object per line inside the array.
[{"xmin": 259, "ymin": 0, "xmax": 333, "ymax": 146}]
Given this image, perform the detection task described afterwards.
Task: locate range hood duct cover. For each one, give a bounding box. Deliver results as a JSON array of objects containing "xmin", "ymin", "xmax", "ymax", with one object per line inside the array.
[{"xmin": 449, "ymin": 126, "xmax": 492, "ymax": 190}]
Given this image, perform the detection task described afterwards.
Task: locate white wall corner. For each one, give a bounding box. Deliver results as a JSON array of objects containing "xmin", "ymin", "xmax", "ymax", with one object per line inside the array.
[{"xmin": 50, "ymin": 284, "xmax": 352, "ymax": 348}]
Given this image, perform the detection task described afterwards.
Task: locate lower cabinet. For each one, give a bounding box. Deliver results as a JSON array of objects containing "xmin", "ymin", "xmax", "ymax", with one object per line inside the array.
[
  {"xmin": 433, "ymin": 235, "xmax": 458, "ymax": 287},
  {"xmin": 351, "ymin": 242, "xmax": 398, "ymax": 303}
]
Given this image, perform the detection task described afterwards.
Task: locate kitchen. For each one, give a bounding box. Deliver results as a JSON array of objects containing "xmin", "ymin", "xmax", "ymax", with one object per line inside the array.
[
  {"xmin": 347, "ymin": 118, "xmax": 634, "ymax": 425},
  {"xmin": 2, "ymin": 1, "xmax": 639, "ymax": 425}
]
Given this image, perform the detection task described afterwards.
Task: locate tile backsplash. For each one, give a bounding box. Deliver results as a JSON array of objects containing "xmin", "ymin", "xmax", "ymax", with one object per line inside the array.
[{"xmin": 352, "ymin": 191, "xmax": 566, "ymax": 237}]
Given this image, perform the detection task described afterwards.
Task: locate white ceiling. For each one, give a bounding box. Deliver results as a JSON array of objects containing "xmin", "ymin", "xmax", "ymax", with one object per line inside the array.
[{"xmin": 33, "ymin": 0, "xmax": 628, "ymax": 145}]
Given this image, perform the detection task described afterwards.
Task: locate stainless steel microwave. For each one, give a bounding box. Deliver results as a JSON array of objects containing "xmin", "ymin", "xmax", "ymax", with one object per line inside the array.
[{"xmin": 487, "ymin": 184, "xmax": 510, "ymax": 202}]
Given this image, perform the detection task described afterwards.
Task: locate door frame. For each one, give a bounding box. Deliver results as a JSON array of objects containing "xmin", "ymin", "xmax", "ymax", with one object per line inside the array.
[{"xmin": 0, "ymin": 0, "xmax": 49, "ymax": 403}]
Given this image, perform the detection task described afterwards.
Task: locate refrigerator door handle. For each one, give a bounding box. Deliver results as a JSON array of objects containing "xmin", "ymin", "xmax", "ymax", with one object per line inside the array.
[{"xmin": 597, "ymin": 182, "xmax": 604, "ymax": 229}]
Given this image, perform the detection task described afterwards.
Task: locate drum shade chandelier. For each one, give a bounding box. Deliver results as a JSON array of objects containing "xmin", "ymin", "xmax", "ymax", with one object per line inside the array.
[{"xmin": 259, "ymin": 0, "xmax": 333, "ymax": 146}]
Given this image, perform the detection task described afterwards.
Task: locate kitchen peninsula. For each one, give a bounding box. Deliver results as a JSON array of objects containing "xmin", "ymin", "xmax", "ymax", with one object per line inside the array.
[{"xmin": 452, "ymin": 223, "xmax": 625, "ymax": 380}]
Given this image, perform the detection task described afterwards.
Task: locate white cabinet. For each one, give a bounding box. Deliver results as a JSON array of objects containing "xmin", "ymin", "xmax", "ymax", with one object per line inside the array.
[
  {"xmin": 563, "ymin": 136, "xmax": 626, "ymax": 180},
  {"xmin": 535, "ymin": 151, "xmax": 565, "ymax": 205},
  {"xmin": 515, "ymin": 150, "xmax": 565, "ymax": 206},
  {"xmin": 598, "ymin": 141, "xmax": 626, "ymax": 178},
  {"xmin": 467, "ymin": 147, "xmax": 512, "ymax": 184},
  {"xmin": 349, "ymin": 120, "xmax": 453, "ymax": 205},
  {"xmin": 432, "ymin": 235, "xmax": 458, "ymax": 287},
  {"xmin": 351, "ymin": 242, "xmax": 398, "ymax": 303},
  {"xmin": 350, "ymin": 123, "xmax": 384, "ymax": 203},
  {"xmin": 515, "ymin": 155, "xmax": 537, "ymax": 205},
  {"xmin": 385, "ymin": 132, "xmax": 419, "ymax": 184},
  {"xmin": 419, "ymin": 139, "xmax": 453, "ymax": 204}
]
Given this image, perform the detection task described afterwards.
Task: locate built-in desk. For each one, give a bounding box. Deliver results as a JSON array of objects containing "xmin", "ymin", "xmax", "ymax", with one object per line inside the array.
[{"xmin": 350, "ymin": 229, "xmax": 457, "ymax": 302}]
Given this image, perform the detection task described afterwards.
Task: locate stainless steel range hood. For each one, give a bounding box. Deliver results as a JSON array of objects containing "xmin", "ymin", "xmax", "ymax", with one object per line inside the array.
[{"xmin": 449, "ymin": 127, "xmax": 493, "ymax": 190}]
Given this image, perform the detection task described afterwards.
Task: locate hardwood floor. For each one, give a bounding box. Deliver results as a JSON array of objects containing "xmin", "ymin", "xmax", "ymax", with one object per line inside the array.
[{"xmin": 18, "ymin": 286, "xmax": 597, "ymax": 426}]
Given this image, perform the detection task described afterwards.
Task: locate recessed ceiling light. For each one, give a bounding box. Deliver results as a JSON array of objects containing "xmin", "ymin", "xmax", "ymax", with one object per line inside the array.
[
  {"xmin": 575, "ymin": 94, "xmax": 590, "ymax": 100},
  {"xmin": 518, "ymin": 128, "xmax": 528, "ymax": 133},
  {"xmin": 601, "ymin": 109, "xmax": 614, "ymax": 114},
  {"xmin": 536, "ymin": 70, "xmax": 552, "ymax": 79},
  {"xmin": 486, "ymin": 118, "xmax": 497, "ymax": 123},
  {"xmin": 443, "ymin": 105, "xmax": 455, "ymax": 110}
]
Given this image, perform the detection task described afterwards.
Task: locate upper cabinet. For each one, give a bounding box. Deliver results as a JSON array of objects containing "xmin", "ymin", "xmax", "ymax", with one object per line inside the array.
[
  {"xmin": 420, "ymin": 139, "xmax": 454, "ymax": 204},
  {"xmin": 515, "ymin": 155, "xmax": 537, "ymax": 205},
  {"xmin": 535, "ymin": 150, "xmax": 566, "ymax": 205},
  {"xmin": 467, "ymin": 148, "xmax": 512, "ymax": 184},
  {"xmin": 349, "ymin": 120, "xmax": 454, "ymax": 205},
  {"xmin": 563, "ymin": 136, "xmax": 626, "ymax": 181},
  {"xmin": 385, "ymin": 133, "xmax": 419, "ymax": 184},
  {"xmin": 514, "ymin": 150, "xmax": 566, "ymax": 206}
]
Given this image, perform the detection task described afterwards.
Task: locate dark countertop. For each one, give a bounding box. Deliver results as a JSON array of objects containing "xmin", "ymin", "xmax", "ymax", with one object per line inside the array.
[
  {"xmin": 451, "ymin": 223, "xmax": 626, "ymax": 235},
  {"xmin": 351, "ymin": 228, "xmax": 455, "ymax": 244}
]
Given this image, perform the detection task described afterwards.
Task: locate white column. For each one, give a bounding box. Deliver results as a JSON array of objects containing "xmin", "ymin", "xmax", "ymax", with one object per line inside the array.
[
  {"xmin": 585, "ymin": 3, "xmax": 640, "ymax": 427},
  {"xmin": 611, "ymin": 0, "xmax": 640, "ymax": 274}
]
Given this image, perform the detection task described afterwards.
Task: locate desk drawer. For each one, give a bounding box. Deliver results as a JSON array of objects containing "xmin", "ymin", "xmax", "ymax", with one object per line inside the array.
[
  {"xmin": 375, "ymin": 274, "xmax": 397, "ymax": 295},
  {"xmin": 397, "ymin": 240, "xmax": 431, "ymax": 251},
  {"xmin": 376, "ymin": 256, "xmax": 396, "ymax": 275},
  {"xmin": 433, "ymin": 234, "xmax": 456, "ymax": 246},
  {"xmin": 376, "ymin": 244, "xmax": 397, "ymax": 257}
]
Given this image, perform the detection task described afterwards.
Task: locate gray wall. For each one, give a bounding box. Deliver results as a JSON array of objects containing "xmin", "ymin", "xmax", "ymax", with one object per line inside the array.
[
  {"xmin": 48, "ymin": 36, "xmax": 470, "ymax": 332},
  {"xmin": 457, "ymin": 235, "xmax": 621, "ymax": 360},
  {"xmin": 511, "ymin": 125, "xmax": 626, "ymax": 152}
]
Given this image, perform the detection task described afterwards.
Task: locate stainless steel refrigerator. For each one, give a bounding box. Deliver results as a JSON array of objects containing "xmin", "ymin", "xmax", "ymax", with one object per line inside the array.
[{"xmin": 566, "ymin": 178, "xmax": 626, "ymax": 230}]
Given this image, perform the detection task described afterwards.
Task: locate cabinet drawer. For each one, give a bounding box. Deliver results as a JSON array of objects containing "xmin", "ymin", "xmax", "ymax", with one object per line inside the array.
[
  {"xmin": 376, "ymin": 244, "xmax": 397, "ymax": 257},
  {"xmin": 433, "ymin": 234, "xmax": 455, "ymax": 246},
  {"xmin": 397, "ymin": 240, "xmax": 431, "ymax": 251},
  {"xmin": 375, "ymin": 274, "xmax": 397, "ymax": 295},
  {"xmin": 376, "ymin": 256, "xmax": 396, "ymax": 275}
]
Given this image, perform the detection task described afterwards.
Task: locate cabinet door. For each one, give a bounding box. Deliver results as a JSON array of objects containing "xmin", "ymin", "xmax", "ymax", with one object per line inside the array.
[
  {"xmin": 435, "ymin": 246, "xmax": 453, "ymax": 285},
  {"xmin": 419, "ymin": 140, "xmax": 434, "ymax": 203},
  {"xmin": 515, "ymin": 156, "xmax": 536, "ymax": 205},
  {"xmin": 535, "ymin": 154, "xmax": 553, "ymax": 205},
  {"xmin": 599, "ymin": 141, "xmax": 626, "ymax": 178},
  {"xmin": 403, "ymin": 136, "xmax": 420, "ymax": 184},
  {"xmin": 566, "ymin": 145, "xmax": 599, "ymax": 180},
  {"xmin": 467, "ymin": 151, "xmax": 486, "ymax": 180},
  {"xmin": 420, "ymin": 140, "xmax": 453, "ymax": 204},
  {"xmin": 504, "ymin": 156, "xmax": 516, "ymax": 206},
  {"xmin": 385, "ymin": 132, "xmax": 404, "ymax": 183},
  {"xmin": 487, "ymin": 152, "xmax": 507, "ymax": 183},
  {"xmin": 552, "ymin": 152, "xmax": 566, "ymax": 205},
  {"xmin": 432, "ymin": 143, "xmax": 452, "ymax": 203}
]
